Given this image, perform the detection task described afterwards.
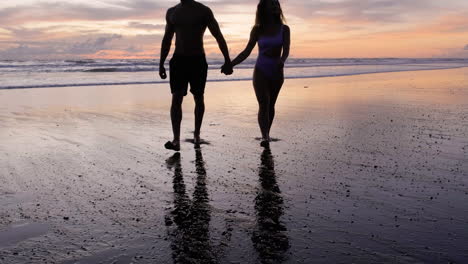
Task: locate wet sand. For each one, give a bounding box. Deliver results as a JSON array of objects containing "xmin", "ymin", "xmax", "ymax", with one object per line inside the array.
[{"xmin": 0, "ymin": 68, "xmax": 468, "ymax": 263}]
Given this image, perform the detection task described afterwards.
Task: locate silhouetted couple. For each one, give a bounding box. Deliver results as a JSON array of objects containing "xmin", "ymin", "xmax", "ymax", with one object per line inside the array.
[{"xmin": 159, "ymin": 0, "xmax": 290, "ymax": 150}]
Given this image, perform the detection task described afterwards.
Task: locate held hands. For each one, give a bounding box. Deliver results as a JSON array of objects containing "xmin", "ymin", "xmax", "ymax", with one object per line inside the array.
[
  {"xmin": 159, "ymin": 66, "xmax": 167, "ymax": 79},
  {"xmin": 221, "ymin": 62, "xmax": 233, "ymax": 75}
]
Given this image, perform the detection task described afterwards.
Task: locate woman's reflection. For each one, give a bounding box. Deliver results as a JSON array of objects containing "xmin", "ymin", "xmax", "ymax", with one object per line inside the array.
[
  {"xmin": 165, "ymin": 150, "xmax": 216, "ymax": 264},
  {"xmin": 252, "ymin": 148, "xmax": 290, "ymax": 263}
]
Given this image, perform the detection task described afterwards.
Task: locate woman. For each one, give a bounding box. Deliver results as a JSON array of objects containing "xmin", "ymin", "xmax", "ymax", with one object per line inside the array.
[{"xmin": 230, "ymin": 0, "xmax": 290, "ymax": 148}]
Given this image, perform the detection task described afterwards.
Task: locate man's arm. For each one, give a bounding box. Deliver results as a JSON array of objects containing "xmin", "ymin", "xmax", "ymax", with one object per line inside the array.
[
  {"xmin": 206, "ymin": 8, "xmax": 231, "ymax": 72},
  {"xmin": 159, "ymin": 9, "xmax": 175, "ymax": 79}
]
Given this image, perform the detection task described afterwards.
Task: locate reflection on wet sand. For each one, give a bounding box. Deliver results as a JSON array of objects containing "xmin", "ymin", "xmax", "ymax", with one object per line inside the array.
[
  {"xmin": 165, "ymin": 150, "xmax": 216, "ymax": 264},
  {"xmin": 252, "ymin": 149, "xmax": 290, "ymax": 263}
]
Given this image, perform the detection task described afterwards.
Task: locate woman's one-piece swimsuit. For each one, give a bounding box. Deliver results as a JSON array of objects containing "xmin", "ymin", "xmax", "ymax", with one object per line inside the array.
[{"xmin": 256, "ymin": 25, "xmax": 284, "ymax": 80}]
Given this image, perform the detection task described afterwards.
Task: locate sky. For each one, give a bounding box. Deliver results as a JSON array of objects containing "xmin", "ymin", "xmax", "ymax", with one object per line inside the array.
[{"xmin": 1, "ymin": 0, "xmax": 468, "ymax": 59}]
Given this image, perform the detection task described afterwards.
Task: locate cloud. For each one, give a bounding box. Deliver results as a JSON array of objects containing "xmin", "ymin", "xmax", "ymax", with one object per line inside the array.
[
  {"xmin": 67, "ymin": 34, "xmax": 122, "ymax": 54},
  {"xmin": 203, "ymin": 0, "xmax": 445, "ymax": 24},
  {"xmin": 0, "ymin": 34, "xmax": 124, "ymax": 59},
  {"xmin": 125, "ymin": 45, "xmax": 143, "ymax": 53},
  {"xmin": 0, "ymin": 0, "xmax": 464, "ymax": 27},
  {"xmin": 286, "ymin": 0, "xmax": 436, "ymax": 25},
  {"xmin": 3, "ymin": 27, "xmax": 46, "ymax": 40},
  {"xmin": 465, "ymin": 44, "xmax": 468, "ymax": 50},
  {"xmin": 0, "ymin": 0, "xmax": 166, "ymax": 25},
  {"xmin": 0, "ymin": 44, "xmax": 57, "ymax": 59},
  {"xmin": 1, "ymin": 0, "xmax": 468, "ymax": 59},
  {"xmin": 128, "ymin": 22, "xmax": 165, "ymax": 31}
]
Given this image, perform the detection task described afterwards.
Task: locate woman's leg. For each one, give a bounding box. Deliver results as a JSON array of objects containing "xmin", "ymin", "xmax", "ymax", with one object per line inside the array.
[
  {"xmin": 268, "ymin": 72, "xmax": 284, "ymax": 135},
  {"xmin": 253, "ymin": 68, "xmax": 271, "ymax": 141}
]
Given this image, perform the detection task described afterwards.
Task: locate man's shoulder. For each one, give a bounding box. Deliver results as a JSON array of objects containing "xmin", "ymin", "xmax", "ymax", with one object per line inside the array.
[
  {"xmin": 167, "ymin": 4, "xmax": 179, "ymax": 13},
  {"xmin": 193, "ymin": 2, "xmax": 212, "ymax": 14},
  {"xmin": 167, "ymin": 2, "xmax": 211, "ymax": 13}
]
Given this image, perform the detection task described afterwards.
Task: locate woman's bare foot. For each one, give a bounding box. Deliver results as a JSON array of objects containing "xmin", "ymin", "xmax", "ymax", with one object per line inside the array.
[{"xmin": 260, "ymin": 137, "xmax": 270, "ymax": 148}]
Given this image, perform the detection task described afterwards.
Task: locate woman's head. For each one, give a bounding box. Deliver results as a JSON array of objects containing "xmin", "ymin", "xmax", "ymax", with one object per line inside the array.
[{"xmin": 255, "ymin": 0, "xmax": 286, "ymax": 30}]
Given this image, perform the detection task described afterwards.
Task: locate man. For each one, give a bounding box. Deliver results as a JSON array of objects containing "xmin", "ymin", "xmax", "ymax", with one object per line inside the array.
[{"xmin": 159, "ymin": 0, "xmax": 233, "ymax": 151}]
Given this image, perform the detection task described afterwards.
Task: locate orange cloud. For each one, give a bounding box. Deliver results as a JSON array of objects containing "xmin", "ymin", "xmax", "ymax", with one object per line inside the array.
[{"xmin": 289, "ymin": 12, "xmax": 468, "ymax": 57}]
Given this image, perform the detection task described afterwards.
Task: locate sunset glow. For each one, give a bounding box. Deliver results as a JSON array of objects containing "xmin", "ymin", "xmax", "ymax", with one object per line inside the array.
[{"xmin": 1, "ymin": 0, "xmax": 468, "ymax": 59}]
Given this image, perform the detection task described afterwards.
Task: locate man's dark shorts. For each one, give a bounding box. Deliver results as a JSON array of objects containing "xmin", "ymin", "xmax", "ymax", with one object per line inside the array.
[{"xmin": 169, "ymin": 54, "xmax": 208, "ymax": 96}]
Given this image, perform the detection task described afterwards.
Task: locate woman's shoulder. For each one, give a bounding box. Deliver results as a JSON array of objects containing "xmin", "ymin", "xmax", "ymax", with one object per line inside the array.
[
  {"xmin": 251, "ymin": 25, "xmax": 260, "ymax": 36},
  {"xmin": 282, "ymin": 24, "xmax": 290, "ymax": 32}
]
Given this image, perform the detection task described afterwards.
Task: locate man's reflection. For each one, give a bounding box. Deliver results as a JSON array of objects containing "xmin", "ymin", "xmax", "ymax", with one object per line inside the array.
[
  {"xmin": 165, "ymin": 150, "xmax": 216, "ymax": 263},
  {"xmin": 252, "ymin": 148, "xmax": 290, "ymax": 263}
]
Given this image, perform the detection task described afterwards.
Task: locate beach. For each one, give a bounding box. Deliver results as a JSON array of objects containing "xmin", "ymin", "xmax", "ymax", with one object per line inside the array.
[{"xmin": 1, "ymin": 67, "xmax": 468, "ymax": 263}]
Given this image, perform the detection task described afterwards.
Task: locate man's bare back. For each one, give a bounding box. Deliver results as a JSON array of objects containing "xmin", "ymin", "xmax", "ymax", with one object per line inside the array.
[
  {"xmin": 159, "ymin": 0, "xmax": 231, "ymax": 79},
  {"xmin": 167, "ymin": 1, "xmax": 212, "ymax": 56}
]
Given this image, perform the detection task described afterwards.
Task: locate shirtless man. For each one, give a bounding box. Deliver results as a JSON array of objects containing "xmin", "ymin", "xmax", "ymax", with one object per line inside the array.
[{"xmin": 159, "ymin": 0, "xmax": 233, "ymax": 151}]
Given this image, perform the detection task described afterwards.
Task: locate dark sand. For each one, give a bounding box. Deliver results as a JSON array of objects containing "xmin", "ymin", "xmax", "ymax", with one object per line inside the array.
[{"xmin": 0, "ymin": 68, "xmax": 467, "ymax": 263}]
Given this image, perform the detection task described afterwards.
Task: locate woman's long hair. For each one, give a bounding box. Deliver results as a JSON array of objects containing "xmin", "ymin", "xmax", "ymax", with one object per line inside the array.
[{"xmin": 255, "ymin": 0, "xmax": 286, "ymax": 33}]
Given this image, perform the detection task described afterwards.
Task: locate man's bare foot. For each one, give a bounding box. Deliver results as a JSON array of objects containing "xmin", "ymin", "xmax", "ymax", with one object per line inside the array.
[{"xmin": 164, "ymin": 140, "xmax": 180, "ymax": 151}]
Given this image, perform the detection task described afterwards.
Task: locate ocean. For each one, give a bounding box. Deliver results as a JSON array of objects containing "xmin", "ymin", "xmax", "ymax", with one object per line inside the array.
[{"xmin": 1, "ymin": 58, "xmax": 468, "ymax": 90}]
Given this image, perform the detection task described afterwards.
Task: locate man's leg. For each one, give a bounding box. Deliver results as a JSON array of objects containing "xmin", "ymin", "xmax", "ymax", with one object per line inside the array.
[
  {"xmin": 193, "ymin": 94, "xmax": 205, "ymax": 145},
  {"xmin": 188, "ymin": 54, "xmax": 207, "ymax": 148},
  {"xmin": 170, "ymin": 94, "xmax": 184, "ymax": 146}
]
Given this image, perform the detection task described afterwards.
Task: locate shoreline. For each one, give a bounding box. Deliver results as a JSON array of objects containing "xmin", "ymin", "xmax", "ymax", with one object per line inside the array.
[{"xmin": 1, "ymin": 65, "xmax": 468, "ymax": 91}]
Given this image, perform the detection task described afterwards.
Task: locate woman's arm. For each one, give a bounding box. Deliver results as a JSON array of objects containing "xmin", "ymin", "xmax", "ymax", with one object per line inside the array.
[
  {"xmin": 280, "ymin": 25, "xmax": 290, "ymax": 65},
  {"xmin": 231, "ymin": 26, "xmax": 258, "ymax": 67}
]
